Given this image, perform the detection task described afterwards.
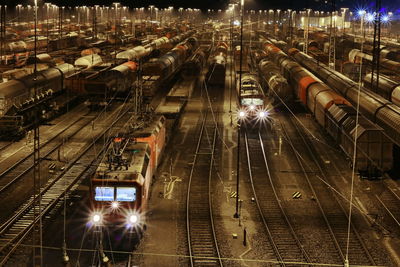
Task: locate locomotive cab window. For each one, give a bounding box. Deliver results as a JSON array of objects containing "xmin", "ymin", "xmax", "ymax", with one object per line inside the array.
[
  {"xmin": 94, "ymin": 186, "xmax": 114, "ymax": 201},
  {"xmin": 241, "ymin": 98, "xmax": 263, "ymax": 106},
  {"xmin": 116, "ymin": 187, "xmax": 136, "ymax": 202}
]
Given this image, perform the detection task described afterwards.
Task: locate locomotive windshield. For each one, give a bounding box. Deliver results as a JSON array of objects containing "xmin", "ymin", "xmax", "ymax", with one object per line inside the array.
[
  {"xmin": 241, "ymin": 98, "xmax": 264, "ymax": 106},
  {"xmin": 116, "ymin": 187, "xmax": 136, "ymax": 201},
  {"xmin": 94, "ymin": 186, "xmax": 137, "ymax": 202},
  {"xmin": 94, "ymin": 187, "xmax": 114, "ymax": 201}
]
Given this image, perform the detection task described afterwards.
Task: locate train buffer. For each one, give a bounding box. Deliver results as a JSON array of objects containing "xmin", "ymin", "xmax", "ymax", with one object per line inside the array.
[{"xmin": 292, "ymin": 191, "xmax": 302, "ymax": 199}]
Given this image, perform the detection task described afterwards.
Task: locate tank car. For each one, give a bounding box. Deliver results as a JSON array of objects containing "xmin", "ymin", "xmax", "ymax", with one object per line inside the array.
[
  {"xmin": 142, "ymin": 36, "xmax": 198, "ymax": 95},
  {"xmin": 0, "ymin": 63, "xmax": 75, "ymax": 139},
  {"xmin": 363, "ymin": 73, "xmax": 400, "ymax": 107},
  {"xmin": 181, "ymin": 44, "xmax": 211, "ymax": 80},
  {"xmin": 206, "ymin": 42, "xmax": 227, "ymax": 87},
  {"xmin": 258, "ymin": 59, "xmax": 291, "ymax": 104}
]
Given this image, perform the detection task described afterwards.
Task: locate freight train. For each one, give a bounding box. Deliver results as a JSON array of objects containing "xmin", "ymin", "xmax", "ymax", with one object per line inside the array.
[
  {"xmin": 206, "ymin": 42, "xmax": 228, "ymax": 87},
  {"xmin": 257, "ymin": 58, "xmax": 291, "ymax": 105},
  {"xmin": 89, "ymin": 116, "xmax": 166, "ymax": 244},
  {"xmin": 181, "ymin": 44, "xmax": 211, "ymax": 80},
  {"xmin": 141, "ymin": 36, "xmax": 199, "ymax": 98},
  {"xmin": 289, "ymin": 48, "xmax": 400, "ymax": 150},
  {"xmin": 0, "ymin": 63, "xmax": 75, "ymax": 139},
  {"xmin": 263, "ymin": 42, "xmax": 394, "ymax": 177}
]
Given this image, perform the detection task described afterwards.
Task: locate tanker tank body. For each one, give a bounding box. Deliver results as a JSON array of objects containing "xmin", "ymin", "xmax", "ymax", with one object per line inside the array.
[
  {"xmin": 258, "ymin": 59, "xmax": 292, "ymax": 105},
  {"xmin": 181, "ymin": 44, "xmax": 211, "ymax": 80},
  {"xmin": 349, "ymin": 49, "xmax": 400, "ymax": 75},
  {"xmin": 363, "ymin": 73, "xmax": 400, "ymax": 107}
]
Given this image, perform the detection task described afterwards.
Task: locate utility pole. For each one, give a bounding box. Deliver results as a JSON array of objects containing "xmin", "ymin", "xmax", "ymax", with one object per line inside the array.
[
  {"xmin": 0, "ymin": 5, "xmax": 5, "ymax": 66},
  {"xmin": 33, "ymin": 1, "xmax": 43, "ymax": 266},
  {"xmin": 304, "ymin": 9, "xmax": 311, "ymax": 54},
  {"xmin": 328, "ymin": 0, "xmax": 337, "ymax": 69},
  {"xmin": 371, "ymin": 0, "xmax": 382, "ymax": 93},
  {"xmin": 234, "ymin": 0, "xmax": 244, "ymax": 219}
]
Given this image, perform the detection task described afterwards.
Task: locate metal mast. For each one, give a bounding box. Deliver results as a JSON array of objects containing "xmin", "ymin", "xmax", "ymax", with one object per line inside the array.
[
  {"xmin": 371, "ymin": 0, "xmax": 382, "ymax": 93},
  {"xmin": 328, "ymin": 0, "xmax": 337, "ymax": 69}
]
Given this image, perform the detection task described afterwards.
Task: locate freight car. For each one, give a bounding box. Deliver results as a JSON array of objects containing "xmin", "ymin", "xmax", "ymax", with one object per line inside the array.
[
  {"xmin": 181, "ymin": 44, "xmax": 211, "ymax": 80},
  {"xmin": 142, "ymin": 36, "xmax": 198, "ymax": 98},
  {"xmin": 325, "ymin": 104, "xmax": 392, "ymax": 178},
  {"xmin": 348, "ymin": 49, "xmax": 400, "ymax": 74},
  {"xmin": 264, "ymin": 43, "xmax": 393, "ymax": 176},
  {"xmin": 290, "ymin": 48, "xmax": 400, "ymax": 150},
  {"xmin": 257, "ymin": 59, "xmax": 291, "ymax": 104},
  {"xmin": 155, "ymin": 77, "xmax": 197, "ymax": 119},
  {"xmin": 0, "ymin": 63, "xmax": 75, "ymax": 139},
  {"xmin": 206, "ymin": 42, "xmax": 228, "ymax": 87},
  {"xmin": 83, "ymin": 61, "xmax": 137, "ymax": 108},
  {"xmin": 89, "ymin": 116, "xmax": 166, "ymax": 244},
  {"xmin": 363, "ymin": 73, "xmax": 400, "ymax": 106}
]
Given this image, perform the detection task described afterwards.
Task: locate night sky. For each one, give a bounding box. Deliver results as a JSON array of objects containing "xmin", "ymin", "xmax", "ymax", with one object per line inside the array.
[{"xmin": 4, "ymin": 0, "xmax": 400, "ymax": 13}]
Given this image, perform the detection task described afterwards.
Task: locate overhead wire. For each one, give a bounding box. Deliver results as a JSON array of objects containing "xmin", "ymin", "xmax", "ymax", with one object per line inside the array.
[
  {"xmin": 346, "ymin": 13, "xmax": 365, "ymax": 265},
  {"xmin": 9, "ymin": 241, "xmax": 387, "ymax": 267}
]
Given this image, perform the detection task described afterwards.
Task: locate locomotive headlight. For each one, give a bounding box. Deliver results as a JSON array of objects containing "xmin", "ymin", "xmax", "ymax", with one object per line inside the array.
[
  {"xmin": 249, "ymin": 105, "xmax": 255, "ymax": 111},
  {"xmin": 111, "ymin": 201, "xmax": 119, "ymax": 209},
  {"xmin": 238, "ymin": 110, "xmax": 247, "ymax": 120},
  {"xmin": 126, "ymin": 213, "xmax": 140, "ymax": 227},
  {"xmin": 129, "ymin": 214, "xmax": 138, "ymax": 224},
  {"xmin": 91, "ymin": 212, "xmax": 103, "ymax": 225},
  {"xmin": 258, "ymin": 111, "xmax": 267, "ymax": 119}
]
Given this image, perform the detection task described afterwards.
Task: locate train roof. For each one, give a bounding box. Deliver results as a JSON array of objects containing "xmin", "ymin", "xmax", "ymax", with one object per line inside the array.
[
  {"xmin": 74, "ymin": 54, "xmax": 103, "ymax": 68},
  {"xmin": 93, "ymin": 141, "xmax": 150, "ymax": 186},
  {"xmin": 132, "ymin": 115, "xmax": 166, "ymax": 138},
  {"xmin": 0, "ymin": 79, "xmax": 26, "ymax": 98}
]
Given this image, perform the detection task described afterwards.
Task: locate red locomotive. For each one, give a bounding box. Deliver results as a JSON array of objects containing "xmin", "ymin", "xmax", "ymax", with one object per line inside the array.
[{"xmin": 88, "ymin": 116, "xmax": 166, "ymax": 241}]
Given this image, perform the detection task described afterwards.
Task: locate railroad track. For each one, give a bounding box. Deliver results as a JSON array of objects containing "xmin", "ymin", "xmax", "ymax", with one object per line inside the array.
[
  {"xmin": 0, "ymin": 104, "xmax": 132, "ymax": 265},
  {"xmin": 0, "ymin": 104, "xmax": 89, "ymax": 170},
  {"xmin": 279, "ymin": 116, "xmax": 379, "ymax": 266},
  {"xmin": 375, "ymin": 184, "xmax": 400, "ymax": 236},
  {"xmin": 243, "ymin": 130, "xmax": 310, "ymax": 266},
  {"xmin": 0, "ymin": 142, "xmax": 12, "ymax": 154},
  {"xmin": 186, "ymin": 111, "xmax": 222, "ymax": 267},
  {"xmin": 0, "ymin": 111, "xmax": 93, "ymax": 195}
]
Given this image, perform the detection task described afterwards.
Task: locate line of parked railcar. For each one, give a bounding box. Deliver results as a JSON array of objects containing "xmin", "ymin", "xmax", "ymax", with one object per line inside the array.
[
  {"xmin": 250, "ymin": 49, "xmax": 291, "ymax": 105},
  {"xmin": 0, "ymin": 30, "xmax": 196, "ymax": 138},
  {"xmin": 155, "ymin": 44, "xmax": 211, "ymax": 119},
  {"xmin": 263, "ymin": 41, "xmax": 394, "ymax": 177},
  {"xmin": 362, "ymin": 73, "xmax": 400, "ymax": 107},
  {"xmin": 206, "ymin": 42, "xmax": 228, "ymax": 87},
  {"xmin": 67, "ymin": 31, "xmax": 197, "ymax": 108},
  {"xmin": 288, "ymin": 48, "xmax": 400, "ymax": 150},
  {"xmin": 141, "ymin": 35, "xmax": 199, "ymax": 101},
  {"xmin": 0, "ymin": 63, "xmax": 75, "ymax": 139}
]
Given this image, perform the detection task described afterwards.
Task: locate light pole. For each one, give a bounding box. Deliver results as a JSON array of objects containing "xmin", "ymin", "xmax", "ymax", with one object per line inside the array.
[
  {"xmin": 234, "ymin": 0, "xmax": 245, "ymax": 219},
  {"xmin": 16, "ymin": 4, "xmax": 22, "ymax": 26},
  {"xmin": 229, "ymin": 4, "xmax": 235, "ymax": 127}
]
